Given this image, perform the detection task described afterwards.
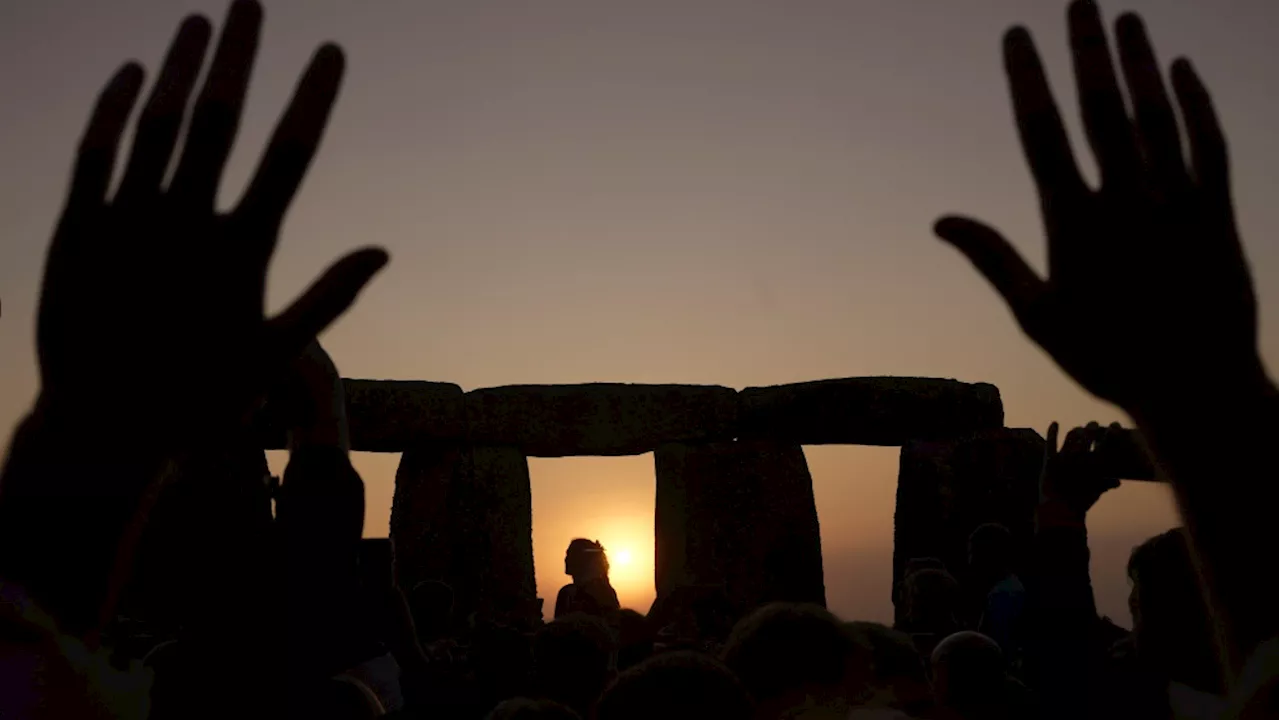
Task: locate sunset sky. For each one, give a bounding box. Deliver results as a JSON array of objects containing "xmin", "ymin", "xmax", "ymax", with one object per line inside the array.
[{"xmin": 0, "ymin": 0, "xmax": 1274, "ymax": 624}]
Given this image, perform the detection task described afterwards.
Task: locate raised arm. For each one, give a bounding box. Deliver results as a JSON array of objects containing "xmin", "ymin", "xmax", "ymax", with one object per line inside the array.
[
  {"xmin": 1024, "ymin": 422, "xmax": 1122, "ymax": 717},
  {"xmin": 933, "ymin": 0, "xmax": 1275, "ymax": 682},
  {"xmin": 0, "ymin": 0, "xmax": 386, "ymax": 642}
]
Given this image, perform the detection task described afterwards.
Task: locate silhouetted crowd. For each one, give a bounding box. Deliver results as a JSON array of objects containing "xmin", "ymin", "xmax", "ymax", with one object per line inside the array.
[{"xmin": 0, "ymin": 1, "xmax": 1274, "ymax": 718}]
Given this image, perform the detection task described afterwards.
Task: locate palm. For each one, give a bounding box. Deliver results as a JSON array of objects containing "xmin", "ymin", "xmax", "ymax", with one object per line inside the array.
[
  {"xmin": 936, "ymin": 1, "xmax": 1257, "ymax": 411},
  {"xmin": 1041, "ymin": 422, "xmax": 1121, "ymax": 516},
  {"xmin": 36, "ymin": 2, "xmax": 386, "ymax": 443},
  {"xmin": 1037, "ymin": 189, "xmax": 1252, "ymax": 407},
  {"xmin": 42, "ymin": 209, "xmax": 258, "ymax": 430}
]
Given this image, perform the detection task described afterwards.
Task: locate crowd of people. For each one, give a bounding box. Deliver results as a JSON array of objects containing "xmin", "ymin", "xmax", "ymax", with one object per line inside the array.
[{"xmin": 0, "ymin": 0, "xmax": 1274, "ymax": 718}]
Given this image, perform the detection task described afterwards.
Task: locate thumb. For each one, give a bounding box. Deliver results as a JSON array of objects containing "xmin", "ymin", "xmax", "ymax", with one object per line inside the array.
[
  {"xmin": 268, "ymin": 247, "xmax": 389, "ymax": 360},
  {"xmin": 934, "ymin": 216, "xmax": 1046, "ymax": 326},
  {"xmin": 1041, "ymin": 421, "xmax": 1060, "ymax": 475}
]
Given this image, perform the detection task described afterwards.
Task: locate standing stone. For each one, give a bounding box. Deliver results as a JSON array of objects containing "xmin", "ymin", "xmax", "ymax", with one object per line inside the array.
[
  {"xmin": 893, "ymin": 428, "xmax": 1044, "ymax": 624},
  {"xmin": 470, "ymin": 445, "xmax": 536, "ymax": 624},
  {"xmin": 391, "ymin": 444, "xmax": 536, "ymax": 625},
  {"xmin": 653, "ymin": 442, "xmax": 738, "ymax": 599},
  {"xmin": 735, "ymin": 439, "xmax": 826, "ymax": 609},
  {"xmin": 654, "ymin": 440, "xmax": 824, "ymax": 619},
  {"xmin": 391, "ymin": 442, "xmax": 467, "ymax": 595}
]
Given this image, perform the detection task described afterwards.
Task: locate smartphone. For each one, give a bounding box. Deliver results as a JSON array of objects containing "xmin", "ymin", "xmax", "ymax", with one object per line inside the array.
[{"xmin": 359, "ymin": 538, "xmax": 395, "ymax": 591}]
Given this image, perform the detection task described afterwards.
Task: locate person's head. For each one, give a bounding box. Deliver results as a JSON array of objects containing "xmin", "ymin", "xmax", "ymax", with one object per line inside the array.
[
  {"xmin": 533, "ymin": 612, "xmax": 617, "ymax": 716},
  {"xmin": 899, "ymin": 568, "xmax": 963, "ymax": 636},
  {"xmin": 616, "ymin": 609, "xmax": 655, "ymax": 672},
  {"xmin": 690, "ymin": 585, "xmax": 734, "ymax": 642},
  {"xmin": 1127, "ymin": 528, "xmax": 1220, "ymax": 690},
  {"xmin": 565, "ymin": 539, "xmax": 610, "ymax": 581},
  {"xmin": 720, "ymin": 603, "xmax": 874, "ymax": 717},
  {"xmin": 295, "ymin": 676, "xmax": 385, "ymax": 720},
  {"xmin": 967, "ymin": 523, "xmax": 1014, "ymax": 586},
  {"xmin": 485, "ymin": 697, "xmax": 582, "ymax": 720},
  {"xmin": 409, "ymin": 580, "xmax": 455, "ymax": 642},
  {"xmin": 895, "ymin": 557, "xmax": 948, "ymax": 607},
  {"xmin": 474, "ymin": 624, "xmax": 534, "ymax": 702},
  {"xmin": 845, "ymin": 621, "xmax": 933, "ymax": 716},
  {"xmin": 905, "ymin": 557, "xmax": 948, "ymax": 576},
  {"xmin": 929, "ymin": 631, "xmax": 1006, "ymax": 718},
  {"xmin": 596, "ymin": 651, "xmax": 753, "ymax": 720}
]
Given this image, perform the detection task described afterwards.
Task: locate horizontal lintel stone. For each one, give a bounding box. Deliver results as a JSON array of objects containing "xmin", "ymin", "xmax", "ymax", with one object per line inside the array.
[
  {"xmin": 738, "ymin": 376, "xmax": 1004, "ymax": 446},
  {"xmin": 254, "ymin": 379, "xmax": 466, "ymax": 452},
  {"xmin": 465, "ymin": 383, "xmax": 739, "ymax": 457}
]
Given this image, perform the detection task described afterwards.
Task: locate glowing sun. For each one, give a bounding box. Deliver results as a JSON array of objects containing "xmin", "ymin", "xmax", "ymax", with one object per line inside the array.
[{"xmin": 612, "ymin": 548, "xmax": 634, "ymax": 567}]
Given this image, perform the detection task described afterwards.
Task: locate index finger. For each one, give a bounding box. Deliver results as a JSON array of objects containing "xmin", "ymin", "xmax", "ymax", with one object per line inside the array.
[
  {"xmin": 236, "ymin": 43, "xmax": 345, "ymax": 248},
  {"xmin": 1004, "ymin": 27, "xmax": 1088, "ymax": 207}
]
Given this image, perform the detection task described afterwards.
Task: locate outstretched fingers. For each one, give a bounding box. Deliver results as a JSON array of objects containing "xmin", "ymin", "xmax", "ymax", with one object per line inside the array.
[
  {"xmin": 1061, "ymin": 423, "xmax": 1095, "ymax": 456},
  {"xmin": 267, "ymin": 247, "xmax": 388, "ymax": 361},
  {"xmin": 169, "ymin": 0, "xmax": 263, "ymax": 204},
  {"xmin": 1170, "ymin": 59, "xmax": 1230, "ymax": 205},
  {"xmin": 115, "ymin": 15, "xmax": 212, "ymax": 204},
  {"xmin": 236, "ymin": 43, "xmax": 346, "ymax": 250},
  {"xmin": 66, "ymin": 64, "xmax": 145, "ymax": 215},
  {"xmin": 1003, "ymin": 27, "xmax": 1087, "ymax": 205},
  {"xmin": 1067, "ymin": 0, "xmax": 1141, "ymax": 185},
  {"xmin": 1044, "ymin": 422, "xmax": 1062, "ymax": 463},
  {"xmin": 1114, "ymin": 14, "xmax": 1185, "ymax": 189},
  {"xmin": 934, "ymin": 216, "xmax": 1047, "ymax": 330}
]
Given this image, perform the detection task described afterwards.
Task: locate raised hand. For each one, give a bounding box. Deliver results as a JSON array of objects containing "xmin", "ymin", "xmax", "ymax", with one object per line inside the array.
[
  {"xmin": 278, "ymin": 340, "xmax": 350, "ymax": 453},
  {"xmin": 36, "ymin": 0, "xmax": 387, "ymax": 448},
  {"xmin": 1039, "ymin": 421, "xmax": 1122, "ymax": 522},
  {"xmin": 934, "ymin": 0, "xmax": 1261, "ymax": 413},
  {"xmin": 0, "ymin": 0, "xmax": 385, "ymax": 643}
]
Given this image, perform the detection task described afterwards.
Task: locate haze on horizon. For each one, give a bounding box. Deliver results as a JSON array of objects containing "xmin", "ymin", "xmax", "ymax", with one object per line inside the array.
[{"xmin": 0, "ymin": 0, "xmax": 1274, "ymax": 625}]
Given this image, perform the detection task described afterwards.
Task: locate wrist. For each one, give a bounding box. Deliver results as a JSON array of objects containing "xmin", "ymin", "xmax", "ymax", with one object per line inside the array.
[
  {"xmin": 29, "ymin": 395, "xmax": 167, "ymax": 463},
  {"xmin": 1036, "ymin": 499, "xmax": 1087, "ymax": 530},
  {"xmin": 1129, "ymin": 357, "xmax": 1275, "ymax": 430},
  {"xmin": 0, "ymin": 406, "xmax": 168, "ymax": 637},
  {"xmin": 286, "ymin": 410, "xmax": 350, "ymax": 454}
]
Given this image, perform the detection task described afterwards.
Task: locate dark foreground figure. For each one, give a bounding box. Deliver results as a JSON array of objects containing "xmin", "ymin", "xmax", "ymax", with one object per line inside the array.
[{"xmin": 0, "ymin": 0, "xmax": 1274, "ymax": 718}]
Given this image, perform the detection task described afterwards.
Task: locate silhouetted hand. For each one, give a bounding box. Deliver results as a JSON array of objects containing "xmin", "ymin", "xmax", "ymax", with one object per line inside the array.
[
  {"xmin": 36, "ymin": 0, "xmax": 386, "ymax": 448},
  {"xmin": 1040, "ymin": 421, "xmax": 1121, "ymax": 521},
  {"xmin": 278, "ymin": 340, "xmax": 349, "ymax": 452},
  {"xmin": 934, "ymin": 0, "xmax": 1260, "ymax": 413}
]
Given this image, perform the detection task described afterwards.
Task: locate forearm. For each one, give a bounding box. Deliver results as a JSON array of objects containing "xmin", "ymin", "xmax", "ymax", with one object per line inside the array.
[
  {"xmin": 285, "ymin": 378, "xmax": 349, "ymax": 454},
  {"xmin": 1130, "ymin": 367, "xmax": 1278, "ymax": 676},
  {"xmin": 1025, "ymin": 509, "xmax": 1097, "ymax": 715},
  {"xmin": 0, "ymin": 404, "xmax": 167, "ymax": 638}
]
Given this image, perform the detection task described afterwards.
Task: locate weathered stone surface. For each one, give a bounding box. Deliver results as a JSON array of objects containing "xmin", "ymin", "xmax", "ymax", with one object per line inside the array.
[
  {"xmin": 739, "ymin": 377, "xmax": 1004, "ymax": 446},
  {"xmin": 654, "ymin": 441, "xmax": 737, "ymax": 598},
  {"xmin": 469, "ymin": 446, "xmax": 536, "ymax": 623},
  {"xmin": 391, "ymin": 442, "xmax": 467, "ymax": 594},
  {"xmin": 391, "ymin": 444, "xmax": 535, "ymax": 625},
  {"xmin": 256, "ymin": 379, "xmax": 466, "ymax": 452},
  {"xmin": 736, "ymin": 439, "xmax": 826, "ymax": 608},
  {"xmin": 345, "ymin": 380, "xmax": 468, "ymax": 452},
  {"xmin": 654, "ymin": 439, "xmax": 824, "ymax": 619},
  {"xmin": 893, "ymin": 428, "xmax": 1043, "ymax": 624},
  {"xmin": 466, "ymin": 384, "xmax": 738, "ymax": 457}
]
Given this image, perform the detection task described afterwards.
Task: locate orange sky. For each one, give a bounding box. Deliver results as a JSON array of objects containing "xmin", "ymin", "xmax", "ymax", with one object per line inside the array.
[{"xmin": 1, "ymin": 0, "xmax": 1275, "ymax": 625}]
